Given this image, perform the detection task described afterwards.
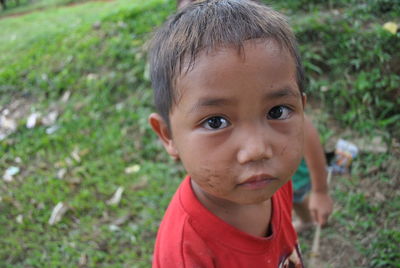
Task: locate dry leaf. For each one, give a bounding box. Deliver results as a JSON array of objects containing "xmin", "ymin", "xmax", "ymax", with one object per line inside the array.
[
  {"xmin": 3, "ymin": 166, "xmax": 20, "ymax": 182},
  {"xmin": 383, "ymin": 22, "xmax": 398, "ymax": 35},
  {"xmin": 109, "ymin": 224, "xmax": 120, "ymax": 231},
  {"xmin": 125, "ymin": 165, "xmax": 140, "ymax": 174},
  {"xmin": 46, "ymin": 125, "xmax": 60, "ymax": 135},
  {"xmin": 61, "ymin": 91, "xmax": 71, "ymax": 103},
  {"xmin": 26, "ymin": 112, "xmax": 41, "ymax": 128},
  {"xmin": 71, "ymin": 148, "xmax": 81, "ymax": 162},
  {"xmin": 106, "ymin": 187, "xmax": 124, "ymax": 205},
  {"xmin": 86, "ymin": 73, "xmax": 98, "ymax": 81},
  {"xmin": 78, "ymin": 253, "xmax": 88, "ymax": 267},
  {"xmin": 16, "ymin": 214, "xmax": 23, "ymax": 224},
  {"xmin": 42, "ymin": 111, "xmax": 59, "ymax": 126},
  {"xmin": 0, "ymin": 115, "xmax": 17, "ymax": 140},
  {"xmin": 48, "ymin": 202, "xmax": 69, "ymax": 225},
  {"xmin": 57, "ymin": 168, "xmax": 67, "ymax": 179}
]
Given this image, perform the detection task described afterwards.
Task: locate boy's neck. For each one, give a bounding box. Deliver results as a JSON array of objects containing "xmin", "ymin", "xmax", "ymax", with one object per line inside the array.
[{"xmin": 191, "ymin": 179, "xmax": 273, "ymax": 237}]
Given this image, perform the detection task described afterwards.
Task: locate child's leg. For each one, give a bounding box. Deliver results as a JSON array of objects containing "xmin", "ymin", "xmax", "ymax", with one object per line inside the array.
[
  {"xmin": 293, "ymin": 196, "xmax": 313, "ymax": 231},
  {"xmin": 293, "ymin": 183, "xmax": 314, "ymax": 232}
]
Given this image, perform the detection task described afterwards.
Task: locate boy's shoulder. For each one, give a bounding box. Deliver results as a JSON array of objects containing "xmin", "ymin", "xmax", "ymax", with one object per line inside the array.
[
  {"xmin": 153, "ymin": 178, "xmax": 301, "ymax": 267},
  {"xmin": 153, "ymin": 176, "xmax": 215, "ymax": 267}
]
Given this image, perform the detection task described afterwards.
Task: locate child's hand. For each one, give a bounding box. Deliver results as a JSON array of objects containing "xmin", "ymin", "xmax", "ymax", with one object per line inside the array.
[{"xmin": 308, "ymin": 191, "xmax": 333, "ymax": 226}]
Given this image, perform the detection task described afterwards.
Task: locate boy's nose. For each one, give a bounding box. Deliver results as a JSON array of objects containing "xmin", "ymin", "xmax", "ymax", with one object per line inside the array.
[{"xmin": 236, "ymin": 127, "xmax": 273, "ymax": 164}]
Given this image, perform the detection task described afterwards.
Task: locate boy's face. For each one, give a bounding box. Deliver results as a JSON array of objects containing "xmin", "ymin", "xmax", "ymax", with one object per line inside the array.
[{"xmin": 150, "ymin": 39, "xmax": 305, "ymax": 206}]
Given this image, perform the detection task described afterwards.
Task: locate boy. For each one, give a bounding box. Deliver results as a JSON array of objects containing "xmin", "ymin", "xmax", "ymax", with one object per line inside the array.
[
  {"xmin": 148, "ymin": 0, "xmax": 305, "ymax": 266},
  {"xmin": 175, "ymin": 0, "xmax": 333, "ymax": 232}
]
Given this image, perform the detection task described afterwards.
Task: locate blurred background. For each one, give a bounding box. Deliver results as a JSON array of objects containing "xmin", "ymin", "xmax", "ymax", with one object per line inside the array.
[{"xmin": 0, "ymin": 0, "xmax": 399, "ymax": 267}]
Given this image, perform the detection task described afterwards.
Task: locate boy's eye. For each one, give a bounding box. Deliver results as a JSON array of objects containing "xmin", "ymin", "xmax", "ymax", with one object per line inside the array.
[
  {"xmin": 267, "ymin": 106, "xmax": 292, "ymax": 120},
  {"xmin": 202, "ymin": 116, "xmax": 230, "ymax": 130}
]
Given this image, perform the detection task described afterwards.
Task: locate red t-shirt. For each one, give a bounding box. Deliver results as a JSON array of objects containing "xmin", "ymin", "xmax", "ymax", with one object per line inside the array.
[{"xmin": 153, "ymin": 176, "xmax": 303, "ymax": 267}]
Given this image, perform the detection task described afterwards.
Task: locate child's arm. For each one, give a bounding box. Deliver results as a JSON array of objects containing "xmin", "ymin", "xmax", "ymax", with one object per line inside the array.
[{"xmin": 303, "ymin": 116, "xmax": 333, "ymax": 226}]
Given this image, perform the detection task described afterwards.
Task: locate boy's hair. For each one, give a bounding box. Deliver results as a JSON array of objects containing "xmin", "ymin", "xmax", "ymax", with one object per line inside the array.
[{"xmin": 149, "ymin": 0, "xmax": 305, "ymax": 127}]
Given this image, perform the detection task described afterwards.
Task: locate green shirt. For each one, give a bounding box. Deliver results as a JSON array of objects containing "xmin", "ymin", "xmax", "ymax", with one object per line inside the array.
[{"xmin": 292, "ymin": 159, "xmax": 311, "ymax": 190}]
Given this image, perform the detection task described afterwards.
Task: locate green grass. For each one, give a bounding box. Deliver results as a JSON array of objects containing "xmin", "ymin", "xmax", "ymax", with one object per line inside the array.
[
  {"xmin": 0, "ymin": 0, "xmax": 94, "ymax": 18},
  {"xmin": 1, "ymin": 0, "xmax": 177, "ymax": 266},
  {"xmin": 1, "ymin": 0, "xmax": 399, "ymax": 266}
]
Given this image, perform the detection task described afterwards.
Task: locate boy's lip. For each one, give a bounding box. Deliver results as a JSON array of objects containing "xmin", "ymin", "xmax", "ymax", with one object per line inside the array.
[{"xmin": 238, "ymin": 174, "xmax": 278, "ymax": 189}]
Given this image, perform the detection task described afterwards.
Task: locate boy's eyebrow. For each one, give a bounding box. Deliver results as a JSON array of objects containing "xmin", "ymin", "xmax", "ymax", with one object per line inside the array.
[
  {"xmin": 264, "ymin": 87, "xmax": 301, "ymax": 100},
  {"xmin": 189, "ymin": 97, "xmax": 237, "ymax": 113}
]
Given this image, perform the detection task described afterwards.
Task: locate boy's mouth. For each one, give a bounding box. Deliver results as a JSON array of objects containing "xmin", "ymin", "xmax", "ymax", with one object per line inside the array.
[{"xmin": 238, "ymin": 174, "xmax": 278, "ymax": 190}]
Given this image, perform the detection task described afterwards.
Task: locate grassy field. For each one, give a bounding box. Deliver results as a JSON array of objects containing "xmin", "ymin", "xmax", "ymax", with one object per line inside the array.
[{"xmin": 1, "ymin": 0, "xmax": 399, "ymax": 267}]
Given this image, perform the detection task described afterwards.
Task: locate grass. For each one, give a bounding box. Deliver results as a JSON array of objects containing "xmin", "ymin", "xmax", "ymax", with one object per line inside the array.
[
  {"xmin": 1, "ymin": 0, "xmax": 399, "ymax": 267},
  {"xmin": 1, "ymin": 0, "xmax": 178, "ymax": 266}
]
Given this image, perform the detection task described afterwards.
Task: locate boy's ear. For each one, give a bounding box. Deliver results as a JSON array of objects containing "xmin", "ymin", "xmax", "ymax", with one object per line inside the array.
[
  {"xmin": 148, "ymin": 113, "xmax": 179, "ymax": 160},
  {"xmin": 301, "ymin": 92, "xmax": 307, "ymax": 108}
]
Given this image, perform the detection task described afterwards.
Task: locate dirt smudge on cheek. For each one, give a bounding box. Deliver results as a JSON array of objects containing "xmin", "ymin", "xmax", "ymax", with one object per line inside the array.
[
  {"xmin": 280, "ymin": 145, "xmax": 287, "ymax": 156},
  {"xmin": 196, "ymin": 165, "xmax": 231, "ymax": 194}
]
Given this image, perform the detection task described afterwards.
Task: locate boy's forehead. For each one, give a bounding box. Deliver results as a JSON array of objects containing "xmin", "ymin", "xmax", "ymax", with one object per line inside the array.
[
  {"xmin": 172, "ymin": 39, "xmax": 298, "ymax": 105},
  {"xmin": 174, "ymin": 38, "xmax": 292, "ymax": 90},
  {"xmin": 179, "ymin": 38, "xmax": 279, "ymax": 65}
]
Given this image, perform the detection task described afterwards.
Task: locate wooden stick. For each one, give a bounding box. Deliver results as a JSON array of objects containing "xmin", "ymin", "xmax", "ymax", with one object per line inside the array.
[
  {"xmin": 327, "ymin": 167, "xmax": 333, "ymax": 184},
  {"xmin": 309, "ymin": 224, "xmax": 321, "ymax": 268},
  {"xmin": 308, "ymin": 168, "xmax": 332, "ymax": 267}
]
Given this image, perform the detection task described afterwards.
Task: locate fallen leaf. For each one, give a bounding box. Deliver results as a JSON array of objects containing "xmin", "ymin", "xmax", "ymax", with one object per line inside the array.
[
  {"xmin": 26, "ymin": 112, "xmax": 41, "ymax": 129},
  {"xmin": 0, "ymin": 115, "xmax": 17, "ymax": 140},
  {"xmin": 61, "ymin": 91, "xmax": 71, "ymax": 103},
  {"xmin": 125, "ymin": 165, "xmax": 140, "ymax": 174},
  {"xmin": 70, "ymin": 147, "xmax": 88, "ymax": 162},
  {"xmin": 78, "ymin": 253, "xmax": 88, "ymax": 267},
  {"xmin": 86, "ymin": 73, "xmax": 98, "ymax": 81},
  {"xmin": 383, "ymin": 22, "xmax": 398, "ymax": 35},
  {"xmin": 3, "ymin": 166, "xmax": 20, "ymax": 182},
  {"xmin": 42, "ymin": 111, "xmax": 59, "ymax": 126},
  {"xmin": 115, "ymin": 102, "xmax": 124, "ymax": 111},
  {"xmin": 1, "ymin": 115, "xmax": 17, "ymax": 130},
  {"xmin": 106, "ymin": 187, "xmax": 124, "ymax": 205},
  {"xmin": 71, "ymin": 149, "xmax": 81, "ymax": 162},
  {"xmin": 320, "ymin": 85, "xmax": 329, "ymax": 92},
  {"xmin": 48, "ymin": 202, "xmax": 69, "ymax": 225},
  {"xmin": 46, "ymin": 125, "xmax": 60, "ymax": 135},
  {"xmin": 109, "ymin": 224, "xmax": 120, "ymax": 231},
  {"xmin": 16, "ymin": 214, "xmax": 23, "ymax": 224},
  {"xmin": 57, "ymin": 168, "xmax": 67, "ymax": 179}
]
